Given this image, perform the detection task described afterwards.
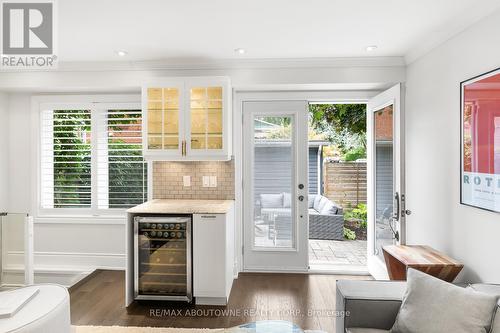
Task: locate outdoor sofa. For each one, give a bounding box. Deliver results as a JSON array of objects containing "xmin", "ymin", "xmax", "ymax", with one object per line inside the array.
[{"xmin": 257, "ymin": 193, "xmax": 344, "ymax": 241}]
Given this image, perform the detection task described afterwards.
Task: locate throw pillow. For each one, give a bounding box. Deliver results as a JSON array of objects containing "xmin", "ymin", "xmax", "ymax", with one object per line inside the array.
[
  {"xmin": 316, "ymin": 196, "xmax": 329, "ymax": 212},
  {"xmin": 308, "ymin": 194, "xmax": 316, "ymax": 208},
  {"xmin": 313, "ymin": 195, "xmax": 323, "ymax": 210},
  {"xmin": 391, "ymin": 268, "xmax": 498, "ymax": 333},
  {"xmin": 320, "ymin": 201, "xmax": 338, "ymax": 215}
]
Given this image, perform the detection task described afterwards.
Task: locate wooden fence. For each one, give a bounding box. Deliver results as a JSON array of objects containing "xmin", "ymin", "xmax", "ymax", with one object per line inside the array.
[{"xmin": 324, "ymin": 161, "xmax": 367, "ymax": 209}]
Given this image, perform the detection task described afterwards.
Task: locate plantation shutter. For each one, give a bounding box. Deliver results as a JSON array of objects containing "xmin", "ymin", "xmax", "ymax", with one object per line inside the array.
[
  {"xmin": 41, "ymin": 104, "xmax": 147, "ymax": 212},
  {"xmin": 41, "ymin": 109, "xmax": 92, "ymax": 209},
  {"xmin": 97, "ymin": 109, "xmax": 148, "ymax": 209}
]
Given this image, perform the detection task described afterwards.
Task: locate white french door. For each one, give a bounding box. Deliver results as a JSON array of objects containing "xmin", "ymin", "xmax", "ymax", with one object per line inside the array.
[
  {"xmin": 242, "ymin": 101, "xmax": 309, "ymax": 272},
  {"xmin": 367, "ymin": 84, "xmax": 408, "ymax": 279}
]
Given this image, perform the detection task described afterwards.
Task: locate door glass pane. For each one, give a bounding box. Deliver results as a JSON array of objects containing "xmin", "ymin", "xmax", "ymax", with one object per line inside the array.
[
  {"xmin": 147, "ymin": 87, "xmax": 179, "ymax": 150},
  {"xmin": 374, "ymin": 105, "xmax": 395, "ymax": 260},
  {"xmin": 190, "ymin": 86, "xmax": 223, "ymax": 150},
  {"xmin": 253, "ymin": 116, "xmax": 294, "ymax": 248}
]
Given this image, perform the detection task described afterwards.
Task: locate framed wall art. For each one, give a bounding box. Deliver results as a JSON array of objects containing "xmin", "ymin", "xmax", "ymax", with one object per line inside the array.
[{"xmin": 461, "ymin": 67, "xmax": 500, "ymax": 213}]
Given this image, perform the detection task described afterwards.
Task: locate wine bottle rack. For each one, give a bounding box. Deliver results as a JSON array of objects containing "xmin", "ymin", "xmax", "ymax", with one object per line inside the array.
[{"xmin": 134, "ymin": 216, "xmax": 192, "ymax": 302}]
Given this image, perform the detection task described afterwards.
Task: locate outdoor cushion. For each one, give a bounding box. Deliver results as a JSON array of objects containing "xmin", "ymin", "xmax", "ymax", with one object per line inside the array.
[
  {"xmin": 260, "ymin": 193, "xmax": 283, "ymax": 208},
  {"xmin": 308, "ymin": 194, "xmax": 316, "ymax": 208},
  {"xmin": 313, "ymin": 194, "xmax": 323, "ymax": 210},
  {"xmin": 346, "ymin": 329, "xmax": 389, "ymax": 333},
  {"xmin": 320, "ymin": 200, "xmax": 339, "ymax": 215},
  {"xmin": 308, "ymin": 208, "xmax": 319, "ymax": 215},
  {"xmin": 316, "ymin": 196, "xmax": 329, "ymax": 212},
  {"xmin": 391, "ymin": 269, "xmax": 498, "ymax": 333},
  {"xmin": 283, "ymin": 192, "xmax": 291, "ymax": 208}
]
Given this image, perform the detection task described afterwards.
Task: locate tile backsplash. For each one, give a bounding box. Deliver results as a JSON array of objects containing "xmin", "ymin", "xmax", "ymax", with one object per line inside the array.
[{"xmin": 152, "ymin": 160, "xmax": 235, "ymax": 200}]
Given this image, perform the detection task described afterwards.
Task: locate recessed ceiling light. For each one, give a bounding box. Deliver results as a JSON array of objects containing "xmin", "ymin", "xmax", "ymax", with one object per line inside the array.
[
  {"xmin": 116, "ymin": 50, "xmax": 128, "ymax": 57},
  {"xmin": 234, "ymin": 48, "xmax": 246, "ymax": 55},
  {"xmin": 366, "ymin": 45, "xmax": 378, "ymax": 52}
]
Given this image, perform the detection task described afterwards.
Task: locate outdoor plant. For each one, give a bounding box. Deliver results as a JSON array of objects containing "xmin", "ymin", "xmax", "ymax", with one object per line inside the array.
[
  {"xmin": 343, "ymin": 146, "xmax": 366, "ymax": 161},
  {"xmin": 343, "ymin": 227, "xmax": 356, "ymax": 240},
  {"xmin": 345, "ymin": 203, "xmax": 367, "ymax": 228}
]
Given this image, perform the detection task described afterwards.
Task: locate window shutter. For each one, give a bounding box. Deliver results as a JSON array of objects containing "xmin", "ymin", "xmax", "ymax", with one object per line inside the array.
[
  {"xmin": 41, "ymin": 109, "xmax": 92, "ymax": 209},
  {"xmin": 97, "ymin": 109, "xmax": 148, "ymax": 209}
]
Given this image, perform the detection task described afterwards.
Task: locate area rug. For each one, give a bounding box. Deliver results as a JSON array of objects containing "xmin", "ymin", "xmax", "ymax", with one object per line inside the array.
[
  {"xmin": 72, "ymin": 326, "xmax": 241, "ymax": 333},
  {"xmin": 72, "ymin": 326, "xmax": 325, "ymax": 333},
  {"xmin": 72, "ymin": 326, "xmax": 227, "ymax": 333}
]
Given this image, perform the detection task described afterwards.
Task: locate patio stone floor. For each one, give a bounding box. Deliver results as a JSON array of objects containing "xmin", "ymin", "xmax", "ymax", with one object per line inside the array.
[{"xmin": 309, "ymin": 239, "xmax": 367, "ymax": 266}]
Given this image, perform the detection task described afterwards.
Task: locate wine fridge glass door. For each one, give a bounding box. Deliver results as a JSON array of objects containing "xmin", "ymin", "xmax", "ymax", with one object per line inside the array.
[{"xmin": 134, "ymin": 216, "xmax": 192, "ymax": 302}]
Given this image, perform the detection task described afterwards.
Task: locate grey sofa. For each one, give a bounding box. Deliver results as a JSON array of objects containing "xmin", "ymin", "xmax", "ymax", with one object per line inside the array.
[
  {"xmin": 308, "ymin": 194, "xmax": 344, "ymax": 240},
  {"xmin": 335, "ymin": 279, "xmax": 500, "ymax": 333},
  {"xmin": 257, "ymin": 193, "xmax": 344, "ymax": 241}
]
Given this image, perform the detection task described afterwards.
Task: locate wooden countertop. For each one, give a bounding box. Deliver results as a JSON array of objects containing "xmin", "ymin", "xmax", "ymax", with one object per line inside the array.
[{"xmin": 126, "ymin": 199, "xmax": 234, "ymax": 214}]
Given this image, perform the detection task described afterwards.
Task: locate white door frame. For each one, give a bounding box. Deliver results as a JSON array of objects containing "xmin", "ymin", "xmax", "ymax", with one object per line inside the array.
[
  {"xmin": 366, "ymin": 83, "xmax": 406, "ymax": 280},
  {"xmin": 233, "ymin": 90, "xmax": 381, "ymax": 274},
  {"xmin": 242, "ymin": 100, "xmax": 309, "ymax": 272}
]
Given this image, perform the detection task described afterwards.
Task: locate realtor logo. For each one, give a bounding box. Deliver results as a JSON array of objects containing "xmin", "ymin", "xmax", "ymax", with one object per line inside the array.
[{"xmin": 1, "ymin": 0, "xmax": 57, "ymax": 68}]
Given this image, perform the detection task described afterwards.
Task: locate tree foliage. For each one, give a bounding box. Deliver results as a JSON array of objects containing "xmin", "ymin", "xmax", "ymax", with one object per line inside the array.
[
  {"xmin": 309, "ymin": 104, "xmax": 367, "ymax": 157},
  {"xmin": 310, "ymin": 104, "xmax": 366, "ymax": 135}
]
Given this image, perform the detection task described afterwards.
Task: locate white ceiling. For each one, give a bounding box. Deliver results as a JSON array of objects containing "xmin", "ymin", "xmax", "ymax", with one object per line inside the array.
[{"xmin": 47, "ymin": 0, "xmax": 500, "ymax": 64}]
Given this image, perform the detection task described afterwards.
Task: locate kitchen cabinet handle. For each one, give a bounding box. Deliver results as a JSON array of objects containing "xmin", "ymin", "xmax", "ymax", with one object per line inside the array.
[
  {"xmin": 200, "ymin": 215, "xmax": 216, "ymax": 219},
  {"xmin": 181, "ymin": 140, "xmax": 186, "ymax": 156}
]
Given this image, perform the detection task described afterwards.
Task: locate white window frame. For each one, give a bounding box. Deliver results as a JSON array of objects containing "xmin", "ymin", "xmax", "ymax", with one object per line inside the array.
[{"xmin": 32, "ymin": 95, "xmax": 151, "ymax": 219}]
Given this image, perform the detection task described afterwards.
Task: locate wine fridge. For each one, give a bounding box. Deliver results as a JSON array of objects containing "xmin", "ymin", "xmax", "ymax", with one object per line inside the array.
[{"xmin": 134, "ymin": 216, "xmax": 192, "ymax": 302}]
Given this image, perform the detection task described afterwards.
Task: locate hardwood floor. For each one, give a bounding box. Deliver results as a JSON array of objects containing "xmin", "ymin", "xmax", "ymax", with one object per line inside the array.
[{"xmin": 69, "ymin": 270, "xmax": 371, "ymax": 332}]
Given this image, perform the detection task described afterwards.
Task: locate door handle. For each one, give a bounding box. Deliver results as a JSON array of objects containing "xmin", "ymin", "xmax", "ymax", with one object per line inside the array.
[
  {"xmin": 298, "ymin": 195, "xmax": 304, "ymax": 202},
  {"xmin": 393, "ymin": 192, "xmax": 400, "ymax": 221}
]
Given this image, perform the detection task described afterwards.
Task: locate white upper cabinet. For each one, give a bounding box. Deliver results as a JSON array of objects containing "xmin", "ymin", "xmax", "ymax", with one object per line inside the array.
[{"xmin": 142, "ymin": 77, "xmax": 231, "ymax": 161}]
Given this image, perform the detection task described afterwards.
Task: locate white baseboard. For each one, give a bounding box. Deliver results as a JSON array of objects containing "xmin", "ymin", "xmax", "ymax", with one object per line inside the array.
[
  {"xmin": 2, "ymin": 251, "xmax": 126, "ymax": 287},
  {"xmin": 2, "ymin": 266, "xmax": 92, "ymax": 287}
]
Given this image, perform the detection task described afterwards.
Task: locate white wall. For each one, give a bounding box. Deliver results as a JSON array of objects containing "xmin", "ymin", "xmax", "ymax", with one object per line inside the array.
[
  {"xmin": 405, "ymin": 9, "xmax": 500, "ymax": 283},
  {"xmin": 0, "ymin": 93, "xmax": 8, "ymax": 212}
]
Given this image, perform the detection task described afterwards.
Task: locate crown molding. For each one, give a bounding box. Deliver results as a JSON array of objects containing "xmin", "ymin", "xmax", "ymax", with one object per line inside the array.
[{"xmin": 5, "ymin": 56, "xmax": 406, "ymax": 73}]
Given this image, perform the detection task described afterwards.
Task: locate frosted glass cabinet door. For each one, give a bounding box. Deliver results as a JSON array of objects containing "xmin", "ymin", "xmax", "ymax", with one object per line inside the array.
[
  {"xmin": 144, "ymin": 85, "xmax": 183, "ymax": 157},
  {"xmin": 143, "ymin": 77, "xmax": 230, "ymax": 160},
  {"xmin": 189, "ymin": 86, "xmax": 223, "ymax": 151}
]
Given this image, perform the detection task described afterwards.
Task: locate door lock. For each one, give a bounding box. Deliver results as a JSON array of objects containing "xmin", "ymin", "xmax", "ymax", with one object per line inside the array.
[
  {"xmin": 298, "ymin": 184, "xmax": 304, "ymax": 190},
  {"xmin": 404, "ymin": 209, "xmax": 412, "ymax": 216},
  {"xmin": 298, "ymin": 195, "xmax": 304, "ymax": 201}
]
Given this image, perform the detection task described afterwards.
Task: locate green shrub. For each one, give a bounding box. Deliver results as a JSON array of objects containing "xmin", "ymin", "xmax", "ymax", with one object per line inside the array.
[
  {"xmin": 345, "ymin": 203, "xmax": 367, "ymax": 229},
  {"xmin": 343, "ymin": 227, "xmax": 356, "ymax": 240},
  {"xmin": 343, "ymin": 147, "xmax": 366, "ymax": 161}
]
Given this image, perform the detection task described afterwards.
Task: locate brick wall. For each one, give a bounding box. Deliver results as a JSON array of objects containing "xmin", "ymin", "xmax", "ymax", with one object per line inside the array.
[
  {"xmin": 375, "ymin": 105, "xmax": 393, "ymax": 140},
  {"xmin": 152, "ymin": 160, "xmax": 235, "ymax": 200}
]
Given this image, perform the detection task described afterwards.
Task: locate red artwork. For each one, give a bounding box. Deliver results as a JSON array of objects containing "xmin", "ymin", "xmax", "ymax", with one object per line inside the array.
[{"xmin": 461, "ymin": 68, "xmax": 500, "ymax": 212}]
